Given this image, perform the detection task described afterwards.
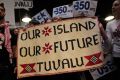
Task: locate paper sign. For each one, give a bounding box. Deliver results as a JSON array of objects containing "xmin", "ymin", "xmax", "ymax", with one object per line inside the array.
[
  {"xmin": 40, "ymin": 9, "xmax": 52, "ymax": 21},
  {"xmin": 89, "ymin": 1, "xmax": 97, "ymax": 16},
  {"xmin": 14, "ymin": 0, "xmax": 33, "ymax": 10},
  {"xmin": 73, "ymin": 0, "xmax": 97, "ymax": 17},
  {"xmin": 17, "ymin": 17, "xmax": 104, "ymax": 78},
  {"xmin": 53, "ymin": 5, "xmax": 73, "ymax": 18},
  {"xmin": 89, "ymin": 54, "xmax": 116, "ymax": 80},
  {"xmin": 32, "ymin": 13, "xmax": 45, "ymax": 24},
  {"xmin": 32, "ymin": 9, "xmax": 51, "ymax": 23}
]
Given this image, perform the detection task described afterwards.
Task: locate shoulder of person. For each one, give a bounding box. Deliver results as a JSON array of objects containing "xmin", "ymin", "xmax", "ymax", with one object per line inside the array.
[
  {"xmin": 105, "ymin": 19, "xmax": 117, "ymax": 29},
  {"xmin": 107, "ymin": 19, "xmax": 116, "ymax": 26}
]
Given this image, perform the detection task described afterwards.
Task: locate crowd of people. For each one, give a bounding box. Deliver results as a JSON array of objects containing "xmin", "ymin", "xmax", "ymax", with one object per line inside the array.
[{"xmin": 0, "ymin": 0, "xmax": 120, "ymax": 80}]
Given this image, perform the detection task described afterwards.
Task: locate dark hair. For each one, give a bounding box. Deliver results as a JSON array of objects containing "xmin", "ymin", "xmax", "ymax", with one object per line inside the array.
[
  {"xmin": 29, "ymin": 19, "xmax": 40, "ymax": 25},
  {"xmin": 115, "ymin": 0, "xmax": 120, "ymax": 2},
  {"xmin": 0, "ymin": 3, "xmax": 5, "ymax": 12}
]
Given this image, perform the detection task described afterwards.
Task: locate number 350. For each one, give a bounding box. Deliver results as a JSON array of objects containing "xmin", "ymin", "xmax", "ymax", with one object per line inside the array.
[
  {"xmin": 74, "ymin": 1, "xmax": 90, "ymax": 10},
  {"xmin": 54, "ymin": 6, "xmax": 67, "ymax": 15}
]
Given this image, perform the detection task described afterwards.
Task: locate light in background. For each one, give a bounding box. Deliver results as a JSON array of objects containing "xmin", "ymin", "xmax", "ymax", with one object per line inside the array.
[
  {"xmin": 22, "ymin": 16, "xmax": 31, "ymax": 23},
  {"xmin": 105, "ymin": 15, "xmax": 114, "ymax": 21}
]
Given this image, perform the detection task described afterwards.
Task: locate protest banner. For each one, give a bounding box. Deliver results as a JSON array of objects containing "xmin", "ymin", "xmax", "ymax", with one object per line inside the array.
[{"xmin": 17, "ymin": 17, "xmax": 104, "ymax": 78}]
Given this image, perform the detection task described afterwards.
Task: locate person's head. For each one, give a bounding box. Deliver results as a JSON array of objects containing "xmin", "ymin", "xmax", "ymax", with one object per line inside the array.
[
  {"xmin": 29, "ymin": 19, "xmax": 40, "ymax": 25},
  {"xmin": 27, "ymin": 19, "xmax": 40, "ymax": 27},
  {"xmin": 14, "ymin": 28, "xmax": 19, "ymax": 35},
  {"xmin": 0, "ymin": 3, "xmax": 5, "ymax": 20},
  {"xmin": 112, "ymin": 0, "xmax": 120, "ymax": 19}
]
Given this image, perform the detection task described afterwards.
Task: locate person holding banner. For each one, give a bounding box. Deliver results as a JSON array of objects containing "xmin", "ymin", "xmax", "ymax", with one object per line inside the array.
[
  {"xmin": 106, "ymin": 0, "xmax": 120, "ymax": 79},
  {"xmin": 0, "ymin": 3, "xmax": 14, "ymax": 80},
  {"xmin": 26, "ymin": 19, "xmax": 40, "ymax": 27}
]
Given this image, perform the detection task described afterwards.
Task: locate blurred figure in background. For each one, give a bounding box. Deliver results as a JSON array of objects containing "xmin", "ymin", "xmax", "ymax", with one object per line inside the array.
[
  {"xmin": 106, "ymin": 0, "xmax": 120, "ymax": 79},
  {"xmin": 0, "ymin": 3, "xmax": 13, "ymax": 80}
]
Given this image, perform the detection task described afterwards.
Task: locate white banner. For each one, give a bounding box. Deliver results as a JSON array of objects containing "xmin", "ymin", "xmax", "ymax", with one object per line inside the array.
[
  {"xmin": 73, "ymin": 0, "xmax": 97, "ymax": 17},
  {"xmin": 14, "ymin": 0, "xmax": 33, "ymax": 10},
  {"xmin": 17, "ymin": 17, "xmax": 104, "ymax": 78},
  {"xmin": 53, "ymin": 5, "xmax": 73, "ymax": 18}
]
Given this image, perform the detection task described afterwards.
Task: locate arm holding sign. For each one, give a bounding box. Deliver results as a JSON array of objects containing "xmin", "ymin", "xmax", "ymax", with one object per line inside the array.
[
  {"xmin": 99, "ymin": 22, "xmax": 108, "ymax": 40},
  {"xmin": 99, "ymin": 22, "xmax": 112, "ymax": 57}
]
